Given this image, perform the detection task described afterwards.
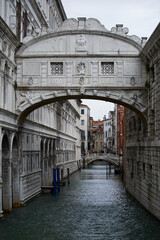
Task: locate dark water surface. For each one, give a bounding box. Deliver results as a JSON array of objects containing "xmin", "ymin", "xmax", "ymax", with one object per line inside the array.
[{"xmin": 1, "ymin": 165, "xmax": 160, "ymax": 240}]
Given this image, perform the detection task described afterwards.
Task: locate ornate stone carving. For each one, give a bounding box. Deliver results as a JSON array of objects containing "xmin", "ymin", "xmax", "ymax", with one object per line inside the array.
[
  {"xmin": 67, "ymin": 89, "xmax": 71, "ymax": 95},
  {"xmin": 79, "ymin": 76, "xmax": 84, "ymax": 85},
  {"xmin": 111, "ymin": 24, "xmax": 141, "ymax": 45},
  {"xmin": 40, "ymin": 94, "xmax": 45, "ymax": 100},
  {"xmin": 58, "ymin": 18, "xmax": 108, "ymax": 32},
  {"xmin": 20, "ymin": 93, "xmax": 34, "ymax": 105},
  {"xmin": 28, "ymin": 77, "xmax": 33, "ymax": 85},
  {"xmin": 130, "ymin": 77, "xmax": 135, "ymax": 85},
  {"xmin": 93, "ymin": 90, "xmax": 97, "ymax": 96},
  {"xmin": 106, "ymin": 91, "xmax": 111, "ymax": 98},
  {"xmin": 111, "ymin": 24, "xmax": 129, "ymax": 36},
  {"xmin": 2, "ymin": 40, "xmax": 7, "ymax": 52},
  {"xmin": 76, "ymin": 34, "xmax": 86, "ymax": 47},
  {"xmin": 53, "ymin": 91, "xmax": 58, "ymax": 97},
  {"xmin": 80, "ymin": 87, "xmax": 85, "ymax": 95},
  {"xmin": 130, "ymin": 93, "xmax": 146, "ymax": 112},
  {"xmin": 77, "ymin": 62, "xmax": 86, "ymax": 75},
  {"xmin": 58, "ymin": 18, "xmax": 78, "ymax": 31},
  {"xmin": 118, "ymin": 94, "xmax": 123, "ymax": 101},
  {"xmin": 86, "ymin": 18, "xmax": 108, "ymax": 31}
]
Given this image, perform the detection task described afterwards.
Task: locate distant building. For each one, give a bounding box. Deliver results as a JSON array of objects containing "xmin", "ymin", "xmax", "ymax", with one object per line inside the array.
[
  {"xmin": 89, "ymin": 117, "xmax": 94, "ymax": 153},
  {"xmin": 103, "ymin": 111, "xmax": 115, "ymax": 153},
  {"xmin": 80, "ymin": 104, "xmax": 90, "ymax": 155},
  {"xmin": 92, "ymin": 120, "xmax": 104, "ymax": 153},
  {"xmin": 116, "ymin": 105, "xmax": 124, "ymax": 155}
]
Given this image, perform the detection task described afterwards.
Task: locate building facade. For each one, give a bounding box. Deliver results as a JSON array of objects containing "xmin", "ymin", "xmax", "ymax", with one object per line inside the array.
[
  {"xmin": 103, "ymin": 111, "xmax": 115, "ymax": 153},
  {"xmin": 116, "ymin": 105, "xmax": 124, "ymax": 155},
  {"xmin": 80, "ymin": 104, "xmax": 90, "ymax": 156},
  {"xmin": 0, "ymin": 0, "xmax": 81, "ymax": 216},
  {"xmin": 103, "ymin": 116, "xmax": 112, "ymax": 152},
  {"xmin": 92, "ymin": 120, "xmax": 104, "ymax": 153},
  {"xmin": 124, "ymin": 23, "xmax": 160, "ymax": 220}
]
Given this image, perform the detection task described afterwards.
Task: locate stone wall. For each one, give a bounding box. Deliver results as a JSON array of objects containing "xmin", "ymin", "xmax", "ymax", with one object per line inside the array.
[{"xmin": 125, "ymin": 23, "xmax": 160, "ymax": 220}]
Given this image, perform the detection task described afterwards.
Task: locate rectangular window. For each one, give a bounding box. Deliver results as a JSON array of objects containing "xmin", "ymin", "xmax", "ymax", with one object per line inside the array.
[
  {"xmin": 101, "ymin": 62, "xmax": 114, "ymax": 75},
  {"xmin": 137, "ymin": 161, "xmax": 140, "ymax": 177},
  {"xmin": 131, "ymin": 159, "xmax": 134, "ymax": 178},
  {"xmin": 50, "ymin": 62, "xmax": 63, "ymax": 75},
  {"xmin": 81, "ymin": 109, "xmax": 84, "ymax": 114},
  {"xmin": 143, "ymin": 163, "xmax": 145, "ymax": 179},
  {"xmin": 106, "ymin": 131, "xmax": 107, "ymax": 137},
  {"xmin": 81, "ymin": 130, "xmax": 85, "ymax": 140},
  {"xmin": 81, "ymin": 120, "xmax": 84, "ymax": 125}
]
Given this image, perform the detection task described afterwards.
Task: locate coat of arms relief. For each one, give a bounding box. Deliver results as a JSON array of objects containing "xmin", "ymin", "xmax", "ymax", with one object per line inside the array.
[{"xmin": 77, "ymin": 62, "xmax": 86, "ymax": 85}]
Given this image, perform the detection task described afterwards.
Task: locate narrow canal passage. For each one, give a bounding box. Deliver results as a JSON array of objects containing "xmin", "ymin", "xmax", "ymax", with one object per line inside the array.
[{"xmin": 1, "ymin": 164, "xmax": 160, "ymax": 240}]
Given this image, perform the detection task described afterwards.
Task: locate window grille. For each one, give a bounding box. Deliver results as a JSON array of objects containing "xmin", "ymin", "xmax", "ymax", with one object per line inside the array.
[
  {"xmin": 101, "ymin": 62, "xmax": 114, "ymax": 75},
  {"xmin": 50, "ymin": 62, "xmax": 63, "ymax": 75}
]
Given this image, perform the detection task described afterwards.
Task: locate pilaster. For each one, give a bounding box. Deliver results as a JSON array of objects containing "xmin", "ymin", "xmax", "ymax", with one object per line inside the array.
[{"xmin": 0, "ymin": 126, "xmax": 3, "ymax": 217}]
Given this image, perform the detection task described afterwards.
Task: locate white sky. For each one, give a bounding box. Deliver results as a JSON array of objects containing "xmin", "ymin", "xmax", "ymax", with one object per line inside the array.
[{"xmin": 61, "ymin": 0, "xmax": 160, "ymax": 120}]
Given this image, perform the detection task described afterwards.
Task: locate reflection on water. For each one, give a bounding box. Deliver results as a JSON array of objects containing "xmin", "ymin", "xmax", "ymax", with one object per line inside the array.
[{"xmin": 0, "ymin": 164, "xmax": 160, "ymax": 240}]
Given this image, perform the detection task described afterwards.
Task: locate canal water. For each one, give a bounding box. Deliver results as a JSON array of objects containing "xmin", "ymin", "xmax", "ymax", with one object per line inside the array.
[{"xmin": 1, "ymin": 164, "xmax": 160, "ymax": 240}]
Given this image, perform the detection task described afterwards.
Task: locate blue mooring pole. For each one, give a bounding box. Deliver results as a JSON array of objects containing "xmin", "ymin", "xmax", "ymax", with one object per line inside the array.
[
  {"xmin": 53, "ymin": 168, "xmax": 57, "ymax": 196},
  {"xmin": 57, "ymin": 167, "xmax": 60, "ymax": 193}
]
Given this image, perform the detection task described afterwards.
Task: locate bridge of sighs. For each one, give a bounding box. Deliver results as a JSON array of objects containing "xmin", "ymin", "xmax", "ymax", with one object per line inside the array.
[{"xmin": 15, "ymin": 17, "xmax": 148, "ymax": 122}]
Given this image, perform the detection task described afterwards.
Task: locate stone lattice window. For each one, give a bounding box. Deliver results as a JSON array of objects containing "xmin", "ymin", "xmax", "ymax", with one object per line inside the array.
[
  {"xmin": 50, "ymin": 62, "xmax": 63, "ymax": 75},
  {"xmin": 101, "ymin": 62, "xmax": 114, "ymax": 75}
]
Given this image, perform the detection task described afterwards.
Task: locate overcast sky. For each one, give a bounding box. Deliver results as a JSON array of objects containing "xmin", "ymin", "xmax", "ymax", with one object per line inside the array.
[{"xmin": 61, "ymin": 0, "xmax": 160, "ymax": 120}]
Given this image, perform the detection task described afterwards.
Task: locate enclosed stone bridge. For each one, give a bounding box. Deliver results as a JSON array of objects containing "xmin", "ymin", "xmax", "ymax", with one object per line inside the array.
[
  {"xmin": 15, "ymin": 17, "xmax": 148, "ymax": 122},
  {"xmin": 84, "ymin": 153, "xmax": 120, "ymax": 167}
]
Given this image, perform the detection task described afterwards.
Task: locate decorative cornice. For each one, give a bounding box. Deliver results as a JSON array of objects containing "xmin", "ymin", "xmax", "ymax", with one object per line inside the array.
[
  {"xmin": 28, "ymin": 0, "xmax": 49, "ymax": 28},
  {"xmin": 16, "ymin": 29, "xmax": 142, "ymax": 56},
  {"xmin": 141, "ymin": 22, "xmax": 160, "ymax": 61},
  {"xmin": 0, "ymin": 16, "xmax": 19, "ymax": 47},
  {"xmin": 55, "ymin": 0, "xmax": 67, "ymax": 21}
]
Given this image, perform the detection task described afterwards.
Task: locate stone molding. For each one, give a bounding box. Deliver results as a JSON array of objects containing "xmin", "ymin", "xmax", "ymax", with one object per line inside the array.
[{"xmin": 18, "ymin": 18, "xmax": 143, "ymax": 56}]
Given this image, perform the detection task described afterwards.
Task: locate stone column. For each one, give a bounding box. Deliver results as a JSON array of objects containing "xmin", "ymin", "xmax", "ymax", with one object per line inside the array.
[
  {"xmin": 66, "ymin": 61, "xmax": 73, "ymax": 86},
  {"xmin": 91, "ymin": 61, "xmax": 98, "ymax": 85},
  {"xmin": 0, "ymin": 127, "xmax": 3, "ymax": 217},
  {"xmin": 8, "ymin": 152, "xmax": 12, "ymax": 211},
  {"xmin": 41, "ymin": 140, "xmax": 45, "ymax": 186}
]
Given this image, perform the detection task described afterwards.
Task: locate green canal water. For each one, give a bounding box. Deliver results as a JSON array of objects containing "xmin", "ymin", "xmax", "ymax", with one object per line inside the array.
[{"xmin": 1, "ymin": 164, "xmax": 160, "ymax": 240}]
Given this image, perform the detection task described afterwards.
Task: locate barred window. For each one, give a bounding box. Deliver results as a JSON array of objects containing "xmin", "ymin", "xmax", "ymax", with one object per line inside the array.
[
  {"xmin": 101, "ymin": 62, "xmax": 114, "ymax": 75},
  {"xmin": 50, "ymin": 62, "xmax": 63, "ymax": 75}
]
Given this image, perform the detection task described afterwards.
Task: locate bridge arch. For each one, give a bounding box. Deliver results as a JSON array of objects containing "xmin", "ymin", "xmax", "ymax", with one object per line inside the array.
[
  {"xmin": 85, "ymin": 154, "xmax": 120, "ymax": 167},
  {"xmin": 15, "ymin": 18, "xmax": 148, "ymax": 123}
]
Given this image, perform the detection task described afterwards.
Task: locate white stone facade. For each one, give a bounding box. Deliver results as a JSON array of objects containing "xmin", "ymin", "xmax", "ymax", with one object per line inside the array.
[
  {"xmin": 124, "ymin": 23, "xmax": 160, "ymax": 220},
  {"xmin": 80, "ymin": 104, "xmax": 90, "ymax": 155},
  {"xmin": 103, "ymin": 117, "xmax": 112, "ymax": 152},
  {"xmin": 15, "ymin": 17, "xmax": 148, "ymax": 124},
  {"xmin": 0, "ymin": 0, "xmax": 80, "ymax": 217}
]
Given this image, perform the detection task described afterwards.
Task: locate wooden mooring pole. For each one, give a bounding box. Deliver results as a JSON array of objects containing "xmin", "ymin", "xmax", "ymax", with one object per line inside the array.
[
  {"xmin": 53, "ymin": 168, "xmax": 56, "ymax": 195},
  {"xmin": 67, "ymin": 168, "xmax": 70, "ymax": 184},
  {"xmin": 61, "ymin": 169, "xmax": 64, "ymax": 185},
  {"xmin": 57, "ymin": 167, "xmax": 60, "ymax": 193}
]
